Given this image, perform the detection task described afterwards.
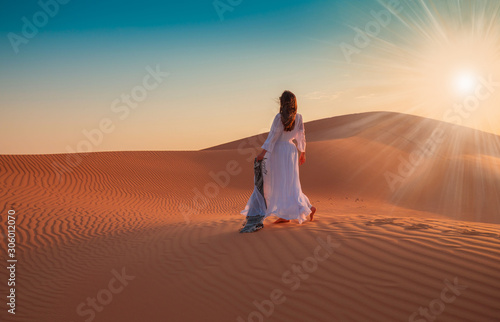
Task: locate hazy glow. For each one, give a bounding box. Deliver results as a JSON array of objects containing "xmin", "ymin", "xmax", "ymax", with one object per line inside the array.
[
  {"xmin": 336, "ymin": 0, "xmax": 500, "ymax": 135},
  {"xmin": 455, "ymin": 72, "xmax": 477, "ymax": 94},
  {"xmin": 331, "ymin": 0, "xmax": 500, "ymax": 222}
]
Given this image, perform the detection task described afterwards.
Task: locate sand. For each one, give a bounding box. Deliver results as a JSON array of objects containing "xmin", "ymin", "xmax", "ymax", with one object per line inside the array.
[{"xmin": 0, "ymin": 112, "xmax": 499, "ymax": 322}]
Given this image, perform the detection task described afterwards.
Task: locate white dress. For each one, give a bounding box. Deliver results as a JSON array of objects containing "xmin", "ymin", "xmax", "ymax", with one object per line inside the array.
[{"xmin": 241, "ymin": 113, "xmax": 313, "ymax": 224}]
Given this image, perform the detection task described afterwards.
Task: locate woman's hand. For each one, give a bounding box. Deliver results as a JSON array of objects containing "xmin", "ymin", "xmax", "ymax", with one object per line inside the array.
[
  {"xmin": 299, "ymin": 152, "xmax": 306, "ymax": 165},
  {"xmin": 256, "ymin": 150, "xmax": 267, "ymax": 161}
]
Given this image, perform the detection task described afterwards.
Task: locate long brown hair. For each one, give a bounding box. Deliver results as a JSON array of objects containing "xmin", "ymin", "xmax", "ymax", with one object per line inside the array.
[{"xmin": 279, "ymin": 90, "xmax": 297, "ymax": 132}]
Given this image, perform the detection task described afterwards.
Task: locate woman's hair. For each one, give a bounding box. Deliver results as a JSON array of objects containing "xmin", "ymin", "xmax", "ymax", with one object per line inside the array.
[{"xmin": 279, "ymin": 90, "xmax": 297, "ymax": 132}]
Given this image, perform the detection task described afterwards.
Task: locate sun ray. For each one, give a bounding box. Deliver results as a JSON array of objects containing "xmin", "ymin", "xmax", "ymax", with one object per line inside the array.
[{"xmin": 331, "ymin": 0, "xmax": 500, "ymax": 221}]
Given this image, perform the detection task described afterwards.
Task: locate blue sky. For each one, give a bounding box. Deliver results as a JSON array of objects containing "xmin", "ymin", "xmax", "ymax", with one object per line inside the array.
[
  {"xmin": 0, "ymin": 0, "xmax": 361, "ymax": 154},
  {"xmin": 0, "ymin": 0, "xmax": 348, "ymax": 31}
]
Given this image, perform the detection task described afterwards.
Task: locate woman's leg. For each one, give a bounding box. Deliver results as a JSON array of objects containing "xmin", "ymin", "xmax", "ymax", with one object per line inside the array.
[
  {"xmin": 274, "ymin": 206, "xmax": 316, "ymax": 223},
  {"xmin": 309, "ymin": 206, "xmax": 316, "ymax": 221}
]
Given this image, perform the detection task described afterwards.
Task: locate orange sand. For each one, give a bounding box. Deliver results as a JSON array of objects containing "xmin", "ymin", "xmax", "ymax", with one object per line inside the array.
[{"xmin": 0, "ymin": 112, "xmax": 499, "ymax": 322}]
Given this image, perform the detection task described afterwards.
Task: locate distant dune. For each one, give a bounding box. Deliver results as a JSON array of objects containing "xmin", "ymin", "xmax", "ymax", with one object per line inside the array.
[
  {"xmin": 0, "ymin": 112, "xmax": 499, "ymax": 322},
  {"xmin": 208, "ymin": 111, "xmax": 500, "ymax": 223}
]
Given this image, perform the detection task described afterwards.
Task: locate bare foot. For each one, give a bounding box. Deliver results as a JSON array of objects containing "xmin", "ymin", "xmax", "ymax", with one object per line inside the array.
[
  {"xmin": 274, "ymin": 218, "xmax": 290, "ymax": 224},
  {"xmin": 309, "ymin": 206, "xmax": 316, "ymax": 221}
]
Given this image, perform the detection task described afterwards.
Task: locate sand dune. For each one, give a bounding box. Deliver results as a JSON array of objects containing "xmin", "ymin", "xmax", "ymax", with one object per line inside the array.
[
  {"xmin": 0, "ymin": 112, "xmax": 499, "ymax": 322},
  {"xmin": 209, "ymin": 111, "xmax": 500, "ymax": 223}
]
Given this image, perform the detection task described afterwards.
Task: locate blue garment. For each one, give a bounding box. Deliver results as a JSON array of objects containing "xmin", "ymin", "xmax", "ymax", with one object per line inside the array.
[{"xmin": 239, "ymin": 159, "xmax": 267, "ymax": 233}]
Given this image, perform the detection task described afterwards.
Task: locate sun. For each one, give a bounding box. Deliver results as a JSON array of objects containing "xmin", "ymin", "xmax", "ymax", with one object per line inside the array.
[
  {"xmin": 454, "ymin": 72, "xmax": 478, "ymax": 95},
  {"xmin": 336, "ymin": 0, "xmax": 500, "ymax": 135}
]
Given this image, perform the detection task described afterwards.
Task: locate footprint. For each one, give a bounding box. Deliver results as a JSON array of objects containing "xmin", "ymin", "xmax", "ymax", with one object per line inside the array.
[
  {"xmin": 405, "ymin": 223, "xmax": 432, "ymax": 230},
  {"xmin": 366, "ymin": 218, "xmax": 405, "ymax": 227},
  {"xmin": 442, "ymin": 228, "xmax": 499, "ymax": 238},
  {"xmin": 457, "ymin": 229, "xmax": 499, "ymax": 238}
]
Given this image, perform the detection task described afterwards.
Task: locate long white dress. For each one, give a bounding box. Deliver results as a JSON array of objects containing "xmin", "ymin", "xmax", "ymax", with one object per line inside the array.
[{"xmin": 241, "ymin": 113, "xmax": 313, "ymax": 224}]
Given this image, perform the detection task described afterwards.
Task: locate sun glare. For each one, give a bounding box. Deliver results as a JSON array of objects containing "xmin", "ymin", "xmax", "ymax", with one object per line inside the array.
[
  {"xmin": 337, "ymin": 0, "xmax": 500, "ymax": 135},
  {"xmin": 455, "ymin": 72, "xmax": 477, "ymax": 94}
]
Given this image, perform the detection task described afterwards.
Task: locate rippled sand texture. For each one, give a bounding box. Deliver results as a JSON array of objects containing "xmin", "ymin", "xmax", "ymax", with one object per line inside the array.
[{"xmin": 0, "ymin": 112, "xmax": 499, "ymax": 322}]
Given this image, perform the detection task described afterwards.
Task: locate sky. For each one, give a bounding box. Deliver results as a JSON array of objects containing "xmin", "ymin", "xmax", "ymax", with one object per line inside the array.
[{"xmin": 1, "ymin": 0, "xmax": 500, "ymax": 154}]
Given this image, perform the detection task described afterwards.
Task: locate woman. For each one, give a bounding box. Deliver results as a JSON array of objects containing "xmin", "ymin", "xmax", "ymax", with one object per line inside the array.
[{"xmin": 241, "ymin": 90, "xmax": 316, "ymax": 224}]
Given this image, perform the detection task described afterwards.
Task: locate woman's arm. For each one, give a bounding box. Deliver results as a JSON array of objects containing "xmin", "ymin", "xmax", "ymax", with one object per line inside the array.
[
  {"xmin": 297, "ymin": 115, "xmax": 306, "ymax": 165},
  {"xmin": 260, "ymin": 114, "xmax": 283, "ymax": 157},
  {"xmin": 296, "ymin": 114, "xmax": 306, "ymax": 153},
  {"xmin": 256, "ymin": 149, "xmax": 267, "ymax": 161},
  {"xmin": 299, "ymin": 151, "xmax": 306, "ymax": 165}
]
